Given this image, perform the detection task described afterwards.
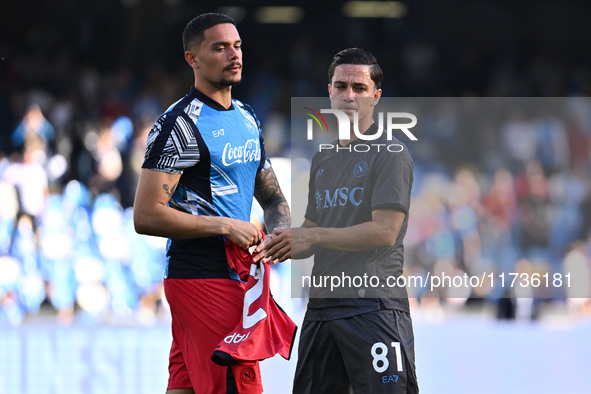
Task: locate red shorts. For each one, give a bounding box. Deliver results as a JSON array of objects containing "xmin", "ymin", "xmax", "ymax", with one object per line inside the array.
[{"xmin": 163, "ymin": 278, "xmax": 263, "ymax": 394}]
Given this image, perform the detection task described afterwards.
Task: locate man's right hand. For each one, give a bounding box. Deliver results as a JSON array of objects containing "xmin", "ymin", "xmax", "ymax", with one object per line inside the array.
[
  {"xmin": 259, "ymin": 228, "xmax": 291, "ymax": 263},
  {"xmin": 225, "ymin": 218, "xmax": 262, "ymax": 250}
]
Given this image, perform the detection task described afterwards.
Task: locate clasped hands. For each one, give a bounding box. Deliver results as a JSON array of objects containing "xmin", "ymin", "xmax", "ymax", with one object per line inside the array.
[{"xmin": 253, "ymin": 228, "xmax": 313, "ymax": 264}]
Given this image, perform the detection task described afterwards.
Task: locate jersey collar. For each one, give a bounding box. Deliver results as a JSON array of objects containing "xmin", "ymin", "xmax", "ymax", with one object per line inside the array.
[{"xmin": 190, "ymin": 86, "xmax": 234, "ymax": 111}]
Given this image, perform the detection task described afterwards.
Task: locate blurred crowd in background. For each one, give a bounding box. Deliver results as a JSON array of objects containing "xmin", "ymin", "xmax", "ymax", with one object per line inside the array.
[{"xmin": 2, "ymin": 0, "xmax": 591, "ymax": 326}]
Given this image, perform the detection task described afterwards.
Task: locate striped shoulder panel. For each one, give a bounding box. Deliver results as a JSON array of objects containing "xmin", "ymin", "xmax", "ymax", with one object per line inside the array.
[{"xmin": 143, "ymin": 97, "xmax": 204, "ymax": 173}]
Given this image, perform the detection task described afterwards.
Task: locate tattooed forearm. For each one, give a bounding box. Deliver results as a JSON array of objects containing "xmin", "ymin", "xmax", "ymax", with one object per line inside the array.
[
  {"xmin": 265, "ymin": 200, "xmax": 290, "ymax": 230},
  {"xmin": 254, "ymin": 167, "xmax": 281, "ymax": 202},
  {"xmin": 254, "ymin": 167, "xmax": 291, "ymax": 231},
  {"xmin": 162, "ymin": 182, "xmax": 177, "ymax": 199}
]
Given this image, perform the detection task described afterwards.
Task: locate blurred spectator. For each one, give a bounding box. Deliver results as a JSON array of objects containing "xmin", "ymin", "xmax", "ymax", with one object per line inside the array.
[
  {"xmin": 11, "ymin": 103, "xmax": 55, "ymax": 152},
  {"xmin": 515, "ymin": 161, "xmax": 553, "ymax": 264},
  {"xmin": 88, "ymin": 119, "xmax": 124, "ymax": 196},
  {"xmin": 2, "ymin": 137, "xmax": 49, "ymax": 226},
  {"xmin": 481, "ymin": 168, "xmax": 518, "ymax": 275},
  {"xmin": 534, "ymin": 109, "xmax": 570, "ymax": 173},
  {"xmin": 501, "ymin": 109, "xmax": 538, "ymax": 172}
]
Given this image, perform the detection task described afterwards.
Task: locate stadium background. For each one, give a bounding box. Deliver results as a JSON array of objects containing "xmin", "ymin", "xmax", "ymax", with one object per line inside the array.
[{"xmin": 1, "ymin": 0, "xmax": 591, "ymax": 392}]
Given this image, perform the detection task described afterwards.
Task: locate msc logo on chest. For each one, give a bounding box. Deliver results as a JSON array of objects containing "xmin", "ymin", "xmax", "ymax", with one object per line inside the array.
[{"xmin": 316, "ymin": 186, "xmax": 363, "ymax": 213}]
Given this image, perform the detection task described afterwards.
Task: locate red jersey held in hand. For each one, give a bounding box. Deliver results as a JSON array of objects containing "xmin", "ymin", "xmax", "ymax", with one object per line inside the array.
[{"xmin": 212, "ymin": 236, "xmax": 297, "ymax": 366}]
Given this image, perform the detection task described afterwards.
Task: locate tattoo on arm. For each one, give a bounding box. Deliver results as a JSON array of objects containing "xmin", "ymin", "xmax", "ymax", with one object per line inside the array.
[
  {"xmin": 254, "ymin": 168, "xmax": 291, "ymax": 232},
  {"xmin": 162, "ymin": 182, "xmax": 177, "ymax": 199}
]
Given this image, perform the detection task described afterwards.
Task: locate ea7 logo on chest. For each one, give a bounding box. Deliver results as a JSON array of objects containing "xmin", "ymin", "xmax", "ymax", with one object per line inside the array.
[{"xmin": 212, "ymin": 128, "xmax": 225, "ymax": 137}]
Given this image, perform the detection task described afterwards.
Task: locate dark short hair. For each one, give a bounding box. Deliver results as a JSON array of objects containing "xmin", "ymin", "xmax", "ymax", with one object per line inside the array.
[
  {"xmin": 183, "ymin": 13, "xmax": 236, "ymax": 51},
  {"xmin": 328, "ymin": 48, "xmax": 383, "ymax": 89}
]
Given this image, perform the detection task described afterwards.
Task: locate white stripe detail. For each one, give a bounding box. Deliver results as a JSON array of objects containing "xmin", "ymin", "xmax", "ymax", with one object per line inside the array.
[
  {"xmin": 211, "ymin": 185, "xmax": 238, "ymax": 192},
  {"xmin": 212, "ymin": 189, "xmax": 238, "ymax": 196},
  {"xmin": 211, "ymin": 164, "xmax": 238, "ymax": 195}
]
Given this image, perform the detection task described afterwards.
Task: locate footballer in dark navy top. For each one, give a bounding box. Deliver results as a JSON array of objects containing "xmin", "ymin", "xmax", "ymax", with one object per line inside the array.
[
  {"xmin": 303, "ymin": 126, "xmax": 413, "ymax": 321},
  {"xmin": 264, "ymin": 48, "xmax": 419, "ymax": 393}
]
